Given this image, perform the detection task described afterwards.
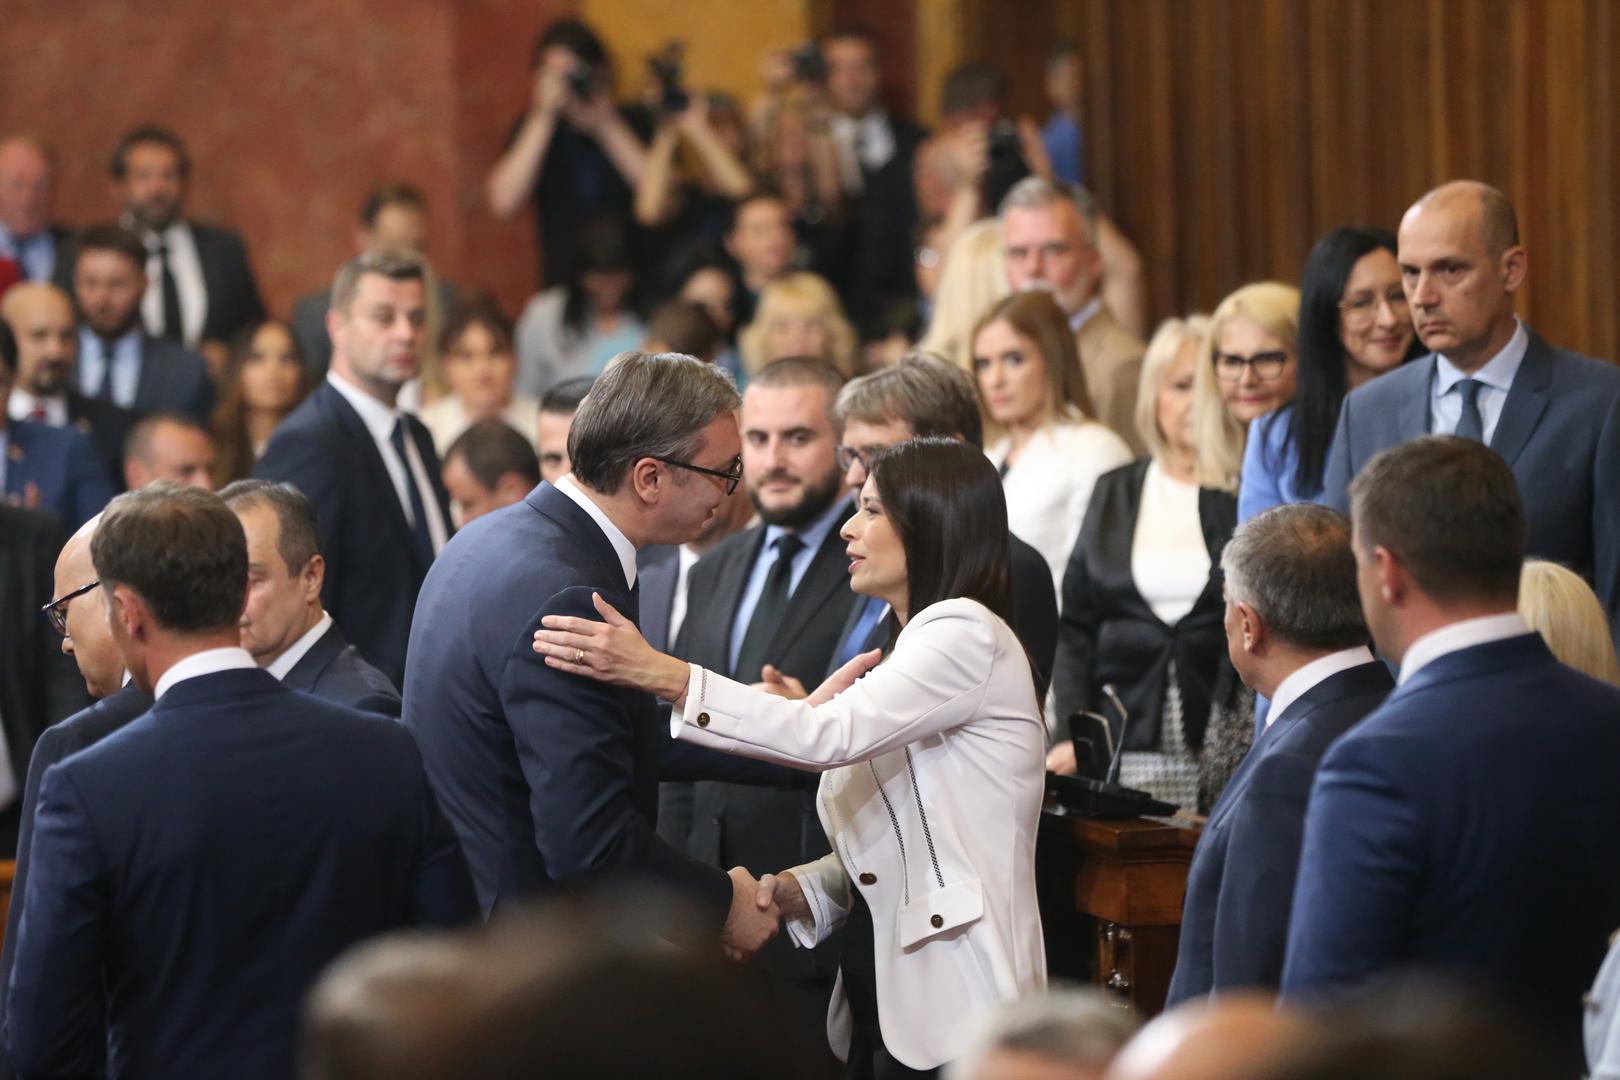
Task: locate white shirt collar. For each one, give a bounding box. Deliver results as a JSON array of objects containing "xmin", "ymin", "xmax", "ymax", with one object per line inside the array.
[
  {"xmin": 1397, "ymin": 612, "xmax": 1530, "ymax": 686},
  {"xmin": 326, "ymin": 369, "xmax": 400, "ymax": 444},
  {"xmin": 1266, "ymin": 646, "xmax": 1376, "ymax": 728},
  {"xmin": 1068, "ymin": 296, "xmax": 1103, "ymax": 334},
  {"xmin": 7, "ymin": 390, "xmax": 68, "ymax": 427},
  {"xmin": 1435, "ymin": 318, "xmax": 1528, "ymax": 394},
  {"xmin": 153, "ymin": 646, "xmax": 258, "ymax": 701},
  {"xmin": 555, "ymin": 474, "xmax": 639, "ymax": 588},
  {"xmin": 266, "ymin": 611, "xmax": 334, "ymax": 681}
]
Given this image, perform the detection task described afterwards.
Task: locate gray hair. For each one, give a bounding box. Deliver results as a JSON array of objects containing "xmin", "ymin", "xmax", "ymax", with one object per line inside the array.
[
  {"xmin": 330, "ymin": 248, "xmax": 426, "ymax": 314},
  {"xmin": 1221, "ymin": 504, "xmax": 1369, "ymax": 652},
  {"xmin": 997, "ymin": 176, "xmax": 1100, "ymax": 243},
  {"xmin": 567, "ymin": 351, "xmax": 741, "ymax": 495},
  {"xmin": 945, "ymin": 987, "xmax": 1140, "ymax": 1080}
]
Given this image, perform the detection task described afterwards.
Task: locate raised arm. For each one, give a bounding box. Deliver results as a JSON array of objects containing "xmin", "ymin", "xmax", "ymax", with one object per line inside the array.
[{"xmin": 486, "ymin": 59, "xmax": 569, "ymax": 219}]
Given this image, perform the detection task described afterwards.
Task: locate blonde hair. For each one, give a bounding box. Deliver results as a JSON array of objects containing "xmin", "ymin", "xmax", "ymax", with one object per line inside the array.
[
  {"xmin": 1194, "ymin": 281, "xmax": 1301, "ymax": 492},
  {"xmin": 737, "ymin": 272, "xmax": 859, "ymax": 378},
  {"xmin": 1518, "ymin": 560, "xmax": 1620, "ymax": 686},
  {"xmin": 917, "ymin": 219, "xmax": 1011, "ymax": 372},
  {"xmin": 1135, "ymin": 314, "xmax": 1211, "ymax": 463}
]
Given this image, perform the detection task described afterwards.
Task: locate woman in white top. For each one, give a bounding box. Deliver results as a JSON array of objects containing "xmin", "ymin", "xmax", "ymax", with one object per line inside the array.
[
  {"xmin": 974, "ymin": 291, "xmax": 1133, "ymax": 596},
  {"xmin": 418, "ymin": 303, "xmax": 541, "ymax": 456},
  {"xmin": 533, "ymin": 439, "xmax": 1047, "ymax": 1076}
]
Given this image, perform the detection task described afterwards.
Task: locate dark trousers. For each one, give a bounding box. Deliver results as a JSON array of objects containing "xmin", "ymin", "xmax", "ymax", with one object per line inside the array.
[{"xmin": 842, "ymin": 889, "xmax": 939, "ymax": 1080}]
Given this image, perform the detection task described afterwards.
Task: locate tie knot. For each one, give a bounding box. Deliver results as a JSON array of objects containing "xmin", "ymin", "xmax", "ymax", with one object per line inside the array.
[
  {"xmin": 1456, "ymin": 377, "xmax": 1483, "ymax": 404},
  {"xmin": 774, "ymin": 533, "xmax": 805, "ymax": 560}
]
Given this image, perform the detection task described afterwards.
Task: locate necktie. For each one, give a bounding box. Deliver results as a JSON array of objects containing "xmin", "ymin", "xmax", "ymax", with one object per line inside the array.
[
  {"xmin": 158, "ymin": 243, "xmax": 183, "ymax": 342},
  {"xmin": 27, "ymin": 405, "xmax": 46, "ymax": 423},
  {"xmin": 732, "ymin": 533, "xmax": 805, "ymax": 684},
  {"xmin": 1454, "ymin": 378, "xmax": 1485, "ymax": 442},
  {"xmin": 95, "ymin": 338, "xmax": 119, "ymax": 402},
  {"xmin": 835, "ymin": 594, "xmax": 888, "ymax": 669},
  {"xmin": 389, "ymin": 418, "xmax": 437, "ymax": 567}
]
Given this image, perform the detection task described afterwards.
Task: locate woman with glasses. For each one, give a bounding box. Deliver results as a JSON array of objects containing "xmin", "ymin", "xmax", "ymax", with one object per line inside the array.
[
  {"xmin": 1192, "ymin": 282, "xmax": 1301, "ymax": 495},
  {"xmin": 1237, "ymin": 228, "xmax": 1419, "ymax": 521},
  {"xmin": 532, "ymin": 439, "xmax": 1047, "ymax": 1078}
]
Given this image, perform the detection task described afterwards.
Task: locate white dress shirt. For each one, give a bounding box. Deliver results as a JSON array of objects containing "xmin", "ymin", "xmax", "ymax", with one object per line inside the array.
[
  {"xmin": 1429, "ymin": 318, "xmax": 1528, "ymax": 445},
  {"xmin": 666, "ymin": 544, "xmax": 703, "ymax": 646},
  {"xmin": 555, "ymin": 474, "xmax": 638, "ymax": 588},
  {"xmin": 1265, "ymin": 645, "xmax": 1377, "ymax": 729},
  {"xmin": 1397, "ymin": 611, "xmax": 1530, "ymax": 686},
  {"xmin": 153, "ymin": 645, "xmax": 258, "ymax": 701},
  {"xmin": 326, "ymin": 371, "xmax": 449, "ymax": 555},
  {"xmin": 266, "ymin": 611, "xmax": 334, "ymax": 682},
  {"xmin": 829, "ymin": 111, "xmax": 897, "ymax": 192},
  {"xmin": 7, "ymin": 391, "xmax": 67, "ymax": 427},
  {"xmin": 134, "ymin": 219, "xmax": 208, "ymax": 347}
]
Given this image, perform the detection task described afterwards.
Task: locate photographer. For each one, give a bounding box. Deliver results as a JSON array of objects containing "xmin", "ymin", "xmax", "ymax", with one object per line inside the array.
[{"xmin": 485, "ymin": 19, "xmax": 650, "ymax": 287}]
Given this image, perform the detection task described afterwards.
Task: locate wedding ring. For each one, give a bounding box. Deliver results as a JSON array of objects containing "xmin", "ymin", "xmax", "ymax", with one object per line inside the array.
[{"xmin": 574, "ymin": 649, "xmax": 585, "ymax": 664}]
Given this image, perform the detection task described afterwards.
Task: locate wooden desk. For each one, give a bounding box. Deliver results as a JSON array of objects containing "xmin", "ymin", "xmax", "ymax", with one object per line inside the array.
[{"xmin": 1037, "ymin": 812, "xmax": 1200, "ymax": 1017}]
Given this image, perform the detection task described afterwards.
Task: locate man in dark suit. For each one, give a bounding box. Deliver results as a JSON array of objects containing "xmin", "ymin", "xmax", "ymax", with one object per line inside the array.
[
  {"xmin": 111, "ymin": 125, "xmax": 266, "ymax": 362},
  {"xmin": 257, "ymin": 250, "xmax": 453, "ymax": 687},
  {"xmin": 70, "ymin": 223, "xmax": 215, "ymax": 421},
  {"xmin": 405, "ymin": 352, "xmax": 783, "ymax": 960},
  {"xmin": 4, "ymin": 484, "xmax": 476, "ymax": 1080},
  {"xmin": 0, "ymin": 136, "xmax": 73, "ymax": 287},
  {"xmin": 1283, "ymin": 437, "xmax": 1620, "ymax": 1068},
  {"xmin": 1165, "ymin": 505, "xmax": 1392, "ymax": 1006},
  {"xmin": 222, "ymin": 479, "xmax": 401, "ymax": 716},
  {"xmin": 1322, "ymin": 180, "xmax": 1620, "ymax": 634},
  {"xmin": 1, "ymin": 319, "xmax": 113, "ymax": 531}
]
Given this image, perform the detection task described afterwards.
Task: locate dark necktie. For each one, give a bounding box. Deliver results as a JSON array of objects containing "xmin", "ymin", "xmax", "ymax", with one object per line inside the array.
[
  {"xmin": 95, "ymin": 338, "xmax": 119, "ymax": 402},
  {"xmin": 157, "ymin": 243, "xmax": 183, "ymax": 342},
  {"xmin": 389, "ymin": 418, "xmax": 437, "ymax": 567},
  {"xmin": 732, "ymin": 533, "xmax": 805, "ymax": 684},
  {"xmin": 1454, "ymin": 378, "xmax": 1485, "ymax": 442}
]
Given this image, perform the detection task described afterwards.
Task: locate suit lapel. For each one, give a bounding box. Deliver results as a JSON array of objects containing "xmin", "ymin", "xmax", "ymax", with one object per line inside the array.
[
  {"xmin": 764, "ymin": 507, "xmax": 857, "ymax": 659},
  {"xmin": 133, "ymin": 335, "xmax": 163, "ymax": 409},
  {"xmin": 1402, "ymin": 356, "xmax": 1437, "ymax": 438},
  {"xmin": 1488, "ymin": 333, "xmax": 1554, "ymax": 467},
  {"xmin": 282, "ymin": 622, "xmax": 345, "ymax": 691},
  {"xmin": 404, "ymin": 411, "xmax": 454, "ymax": 540},
  {"xmin": 526, "ymin": 482, "xmax": 633, "ymax": 594},
  {"xmin": 319, "ymin": 384, "xmax": 421, "ymax": 561},
  {"xmin": 716, "ymin": 528, "xmax": 767, "ymax": 662}
]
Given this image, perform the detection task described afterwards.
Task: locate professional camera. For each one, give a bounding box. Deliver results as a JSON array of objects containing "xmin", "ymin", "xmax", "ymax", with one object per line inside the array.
[
  {"xmin": 790, "ymin": 41, "xmax": 826, "ymax": 83},
  {"xmin": 567, "ymin": 60, "xmax": 598, "ymax": 101},
  {"xmin": 648, "ymin": 41, "xmax": 690, "ymax": 115},
  {"xmin": 983, "ymin": 119, "xmax": 1032, "ymax": 211}
]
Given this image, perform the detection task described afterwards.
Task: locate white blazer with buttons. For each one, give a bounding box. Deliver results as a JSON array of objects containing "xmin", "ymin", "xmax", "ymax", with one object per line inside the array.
[{"xmin": 673, "ymin": 597, "xmax": 1048, "ymax": 1070}]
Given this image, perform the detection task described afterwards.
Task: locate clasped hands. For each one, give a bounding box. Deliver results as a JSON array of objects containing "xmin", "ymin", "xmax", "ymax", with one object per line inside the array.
[{"xmin": 721, "ymin": 866, "xmax": 808, "ymax": 964}]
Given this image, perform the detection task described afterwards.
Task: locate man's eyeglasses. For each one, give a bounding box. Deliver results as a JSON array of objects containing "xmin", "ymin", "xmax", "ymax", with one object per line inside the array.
[
  {"xmin": 655, "ymin": 455, "xmax": 743, "ymax": 495},
  {"xmin": 835, "ymin": 445, "xmax": 877, "ymax": 474},
  {"xmin": 1212, "ymin": 350, "xmax": 1291, "ymax": 383},
  {"xmin": 41, "ymin": 579, "xmax": 100, "ymax": 637}
]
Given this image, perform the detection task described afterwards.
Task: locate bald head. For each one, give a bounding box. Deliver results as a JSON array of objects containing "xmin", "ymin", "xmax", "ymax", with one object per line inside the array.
[
  {"xmin": 1102, "ymin": 995, "xmax": 1310, "ymax": 1080},
  {"xmin": 1405, "ymin": 180, "xmax": 1518, "ymax": 258},
  {"xmin": 53, "ymin": 514, "xmax": 126, "ymax": 700},
  {"xmin": 0, "ymin": 135, "xmax": 52, "ymax": 237},
  {"xmin": 1, "ymin": 281, "xmax": 78, "ymax": 396}
]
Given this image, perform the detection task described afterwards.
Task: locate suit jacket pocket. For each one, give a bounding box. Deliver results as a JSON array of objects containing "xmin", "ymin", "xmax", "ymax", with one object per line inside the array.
[{"xmin": 896, "ymin": 877, "xmax": 983, "ymax": 950}]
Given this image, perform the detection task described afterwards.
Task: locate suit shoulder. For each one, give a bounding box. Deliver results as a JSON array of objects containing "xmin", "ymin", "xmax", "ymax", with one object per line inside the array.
[
  {"xmin": 190, "ymin": 221, "xmax": 248, "ymax": 250},
  {"xmin": 1547, "ymin": 347, "xmax": 1620, "ymax": 392},
  {"xmin": 1347, "ymin": 358, "xmax": 1431, "ymax": 406},
  {"xmin": 146, "ymin": 336, "xmax": 209, "ymax": 372},
  {"xmin": 905, "ymin": 597, "xmax": 1004, "ymax": 642},
  {"xmin": 690, "ymin": 525, "xmax": 761, "ymax": 581}
]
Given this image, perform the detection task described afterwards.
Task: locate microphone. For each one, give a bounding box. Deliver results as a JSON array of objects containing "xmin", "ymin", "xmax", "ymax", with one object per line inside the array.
[
  {"xmin": 1101, "ymin": 683, "xmax": 1131, "ymax": 785},
  {"xmin": 1045, "ymin": 683, "xmax": 1177, "ymax": 819}
]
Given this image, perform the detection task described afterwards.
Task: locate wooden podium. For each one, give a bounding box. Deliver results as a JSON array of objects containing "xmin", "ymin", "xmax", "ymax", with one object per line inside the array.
[{"xmin": 1037, "ymin": 811, "xmax": 1200, "ymax": 1017}]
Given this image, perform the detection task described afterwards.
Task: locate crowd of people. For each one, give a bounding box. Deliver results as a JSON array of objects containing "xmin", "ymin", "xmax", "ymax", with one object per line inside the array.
[{"xmin": 2, "ymin": 13, "xmax": 1620, "ymax": 1080}]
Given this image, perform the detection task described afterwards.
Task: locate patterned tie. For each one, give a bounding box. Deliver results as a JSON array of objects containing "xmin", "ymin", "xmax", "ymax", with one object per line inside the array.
[{"xmin": 1454, "ymin": 378, "xmax": 1485, "ymax": 442}]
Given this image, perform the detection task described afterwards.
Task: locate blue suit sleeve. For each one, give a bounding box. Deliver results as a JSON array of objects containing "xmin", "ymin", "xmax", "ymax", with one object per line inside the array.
[
  {"xmin": 256, "ymin": 425, "xmax": 344, "ymax": 613},
  {"xmin": 403, "ymin": 743, "xmax": 480, "ymax": 927},
  {"xmin": 4, "ymin": 764, "xmax": 110, "ymax": 1077},
  {"xmin": 1238, "ymin": 412, "xmax": 1287, "ymax": 523},
  {"xmin": 64, "ymin": 431, "xmax": 113, "ymax": 532},
  {"xmin": 1320, "ymin": 396, "xmax": 1355, "ymax": 513}
]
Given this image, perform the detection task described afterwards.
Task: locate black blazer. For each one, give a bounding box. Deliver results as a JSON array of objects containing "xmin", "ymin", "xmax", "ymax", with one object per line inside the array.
[
  {"xmin": 1052, "ymin": 459, "xmax": 1237, "ymax": 751},
  {"xmin": 1166, "ymin": 661, "xmax": 1392, "ymax": 1006},
  {"xmin": 191, "ymin": 221, "xmax": 267, "ymax": 346},
  {"xmin": 133, "ymin": 333, "xmax": 215, "ymax": 421},
  {"xmin": 637, "ymin": 543, "xmax": 682, "ymax": 654},
  {"xmin": 843, "ymin": 116, "xmax": 927, "ymax": 325},
  {"xmin": 65, "ymin": 391, "xmax": 138, "ymax": 492},
  {"xmin": 255, "ymin": 381, "xmax": 452, "ymax": 687},
  {"xmin": 281, "ymin": 619, "xmax": 402, "ymax": 718}
]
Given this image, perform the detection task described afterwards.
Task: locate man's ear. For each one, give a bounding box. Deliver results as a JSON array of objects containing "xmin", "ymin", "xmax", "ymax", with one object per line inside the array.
[
  {"xmin": 494, "ymin": 472, "xmax": 532, "ymax": 506},
  {"xmin": 1499, "ymin": 245, "xmax": 1529, "ymax": 296},
  {"xmin": 628, "ymin": 457, "xmax": 666, "ymax": 506},
  {"xmin": 108, "ymin": 583, "xmax": 145, "ymax": 643},
  {"xmin": 301, "ymin": 554, "xmax": 325, "ymax": 602},
  {"xmin": 1236, "ymin": 600, "xmax": 1266, "ymax": 656},
  {"xmin": 1374, "ymin": 545, "xmax": 1404, "ymax": 605}
]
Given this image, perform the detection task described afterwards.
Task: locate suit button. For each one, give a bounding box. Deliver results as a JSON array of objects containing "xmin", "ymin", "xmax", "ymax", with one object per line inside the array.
[
  {"xmin": 930, "ymin": 913, "xmax": 944, "ymax": 929},
  {"xmin": 858, "ymin": 872, "xmax": 876, "ymax": 885},
  {"xmin": 696, "ymin": 712, "xmax": 710, "ymax": 727}
]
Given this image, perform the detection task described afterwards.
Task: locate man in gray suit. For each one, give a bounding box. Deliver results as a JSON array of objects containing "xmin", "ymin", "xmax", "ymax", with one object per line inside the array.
[{"xmin": 1322, "ymin": 180, "xmax": 1620, "ymax": 636}]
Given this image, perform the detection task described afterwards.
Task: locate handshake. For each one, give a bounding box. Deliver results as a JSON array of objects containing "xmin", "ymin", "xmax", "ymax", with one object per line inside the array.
[{"xmin": 720, "ymin": 866, "xmax": 807, "ymax": 963}]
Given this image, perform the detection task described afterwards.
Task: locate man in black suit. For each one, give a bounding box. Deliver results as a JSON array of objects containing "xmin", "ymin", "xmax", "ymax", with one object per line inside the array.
[
  {"xmin": 2, "ymin": 281, "xmax": 137, "ymax": 489},
  {"xmin": 1165, "ymin": 505, "xmax": 1392, "ymax": 1007},
  {"xmin": 70, "ymin": 224, "xmax": 215, "ymax": 421},
  {"xmin": 404, "ymin": 352, "xmax": 781, "ymax": 957},
  {"xmin": 4, "ymin": 484, "xmax": 476, "ymax": 1080},
  {"xmin": 222, "ymin": 479, "xmax": 402, "ymax": 716},
  {"xmin": 1322, "ymin": 180, "xmax": 1620, "ymax": 634},
  {"xmin": 0, "ymin": 135, "xmax": 73, "ymax": 286},
  {"xmin": 111, "ymin": 125, "xmax": 266, "ymax": 365},
  {"xmin": 257, "ymin": 250, "xmax": 453, "ymax": 687}
]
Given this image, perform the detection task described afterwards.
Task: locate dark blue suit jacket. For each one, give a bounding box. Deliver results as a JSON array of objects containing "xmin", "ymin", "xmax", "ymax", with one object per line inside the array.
[
  {"xmin": 3, "ymin": 669, "xmax": 474, "ymax": 1080},
  {"xmin": 3, "ymin": 419, "xmax": 113, "ymax": 532},
  {"xmin": 281, "ymin": 619, "xmax": 402, "ymax": 718},
  {"xmin": 1166, "ymin": 660, "xmax": 1392, "ymax": 1006},
  {"xmin": 130, "ymin": 335, "xmax": 215, "ymax": 421},
  {"xmin": 1321, "ymin": 333, "xmax": 1620, "ymax": 632},
  {"xmin": 405, "ymin": 483, "xmax": 777, "ymax": 922},
  {"xmin": 1282, "ymin": 633, "xmax": 1620, "ymax": 1057},
  {"xmin": 256, "ymin": 381, "xmax": 452, "ymax": 688}
]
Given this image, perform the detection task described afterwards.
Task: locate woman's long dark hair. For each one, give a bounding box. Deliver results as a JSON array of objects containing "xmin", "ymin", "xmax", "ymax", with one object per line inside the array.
[
  {"xmin": 210, "ymin": 320, "xmax": 309, "ymax": 489},
  {"xmin": 563, "ymin": 215, "xmax": 636, "ymax": 335},
  {"xmin": 1282, "ymin": 226, "xmax": 1420, "ymax": 498}
]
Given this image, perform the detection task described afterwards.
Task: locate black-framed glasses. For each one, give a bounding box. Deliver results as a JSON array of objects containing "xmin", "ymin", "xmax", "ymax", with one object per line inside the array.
[
  {"xmin": 41, "ymin": 579, "xmax": 100, "ymax": 637},
  {"xmin": 654, "ymin": 454, "xmax": 743, "ymax": 495},
  {"xmin": 1212, "ymin": 350, "xmax": 1290, "ymax": 383}
]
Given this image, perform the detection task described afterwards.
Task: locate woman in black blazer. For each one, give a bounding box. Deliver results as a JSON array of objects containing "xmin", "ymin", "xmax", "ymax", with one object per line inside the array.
[{"xmin": 1050, "ymin": 315, "xmax": 1240, "ymax": 812}]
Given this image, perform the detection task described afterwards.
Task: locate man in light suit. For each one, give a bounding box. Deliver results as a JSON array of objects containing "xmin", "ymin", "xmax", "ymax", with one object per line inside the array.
[
  {"xmin": 4, "ymin": 484, "xmax": 476, "ymax": 1080},
  {"xmin": 222, "ymin": 479, "xmax": 401, "ymax": 717},
  {"xmin": 256, "ymin": 250, "xmax": 453, "ymax": 687},
  {"xmin": 1165, "ymin": 505, "xmax": 1392, "ymax": 1006},
  {"xmin": 404, "ymin": 351, "xmax": 785, "ymax": 956},
  {"xmin": 0, "ymin": 319, "xmax": 113, "ymax": 531},
  {"xmin": 1321, "ymin": 180, "xmax": 1620, "ymax": 635},
  {"xmin": 1001, "ymin": 177, "xmax": 1146, "ymax": 455},
  {"xmin": 1283, "ymin": 437, "xmax": 1620, "ymax": 1069}
]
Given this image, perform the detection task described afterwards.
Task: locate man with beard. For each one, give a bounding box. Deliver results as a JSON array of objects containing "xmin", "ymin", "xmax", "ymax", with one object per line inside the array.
[{"xmin": 668, "ymin": 355, "xmax": 857, "ymax": 1061}]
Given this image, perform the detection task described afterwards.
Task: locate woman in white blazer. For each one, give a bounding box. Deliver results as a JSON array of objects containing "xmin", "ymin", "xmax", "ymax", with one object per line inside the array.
[
  {"xmin": 974, "ymin": 291, "xmax": 1133, "ymax": 596},
  {"xmin": 533, "ymin": 439, "xmax": 1048, "ymax": 1076}
]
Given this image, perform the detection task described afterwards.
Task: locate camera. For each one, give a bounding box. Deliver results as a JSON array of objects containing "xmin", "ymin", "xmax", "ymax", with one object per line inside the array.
[
  {"xmin": 983, "ymin": 119, "xmax": 1031, "ymax": 211},
  {"xmin": 790, "ymin": 42, "xmax": 826, "ymax": 84},
  {"xmin": 567, "ymin": 61, "xmax": 597, "ymax": 101},
  {"xmin": 648, "ymin": 41, "xmax": 689, "ymax": 115}
]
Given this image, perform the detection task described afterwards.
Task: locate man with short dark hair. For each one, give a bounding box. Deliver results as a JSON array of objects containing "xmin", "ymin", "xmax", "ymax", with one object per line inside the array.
[
  {"xmin": 1166, "ymin": 505, "xmax": 1392, "ymax": 1006},
  {"xmin": 4, "ymin": 483, "xmax": 475, "ymax": 1080},
  {"xmin": 221, "ymin": 479, "xmax": 401, "ymax": 716},
  {"xmin": 0, "ymin": 318, "xmax": 113, "ymax": 531},
  {"xmin": 536, "ymin": 375, "xmax": 593, "ymax": 484},
  {"xmin": 256, "ymin": 249, "xmax": 453, "ymax": 686},
  {"xmin": 1283, "ymin": 437, "xmax": 1620, "ymax": 1068},
  {"xmin": 122, "ymin": 410, "xmax": 214, "ymax": 490},
  {"xmin": 441, "ymin": 418, "xmax": 541, "ymax": 526}
]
